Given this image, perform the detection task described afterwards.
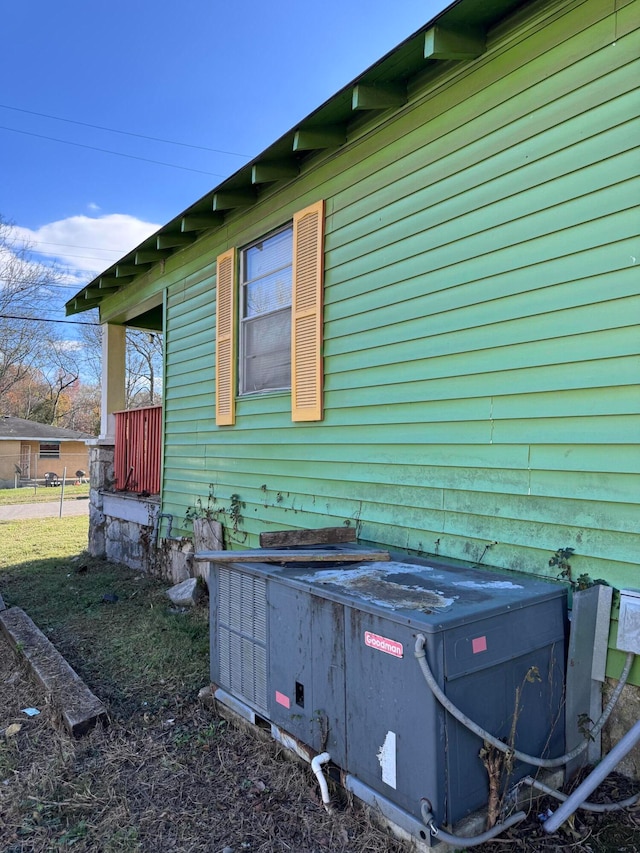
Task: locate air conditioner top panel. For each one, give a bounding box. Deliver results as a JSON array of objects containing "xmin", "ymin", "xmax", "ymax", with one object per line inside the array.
[{"xmin": 215, "ymin": 551, "xmax": 566, "ymax": 633}]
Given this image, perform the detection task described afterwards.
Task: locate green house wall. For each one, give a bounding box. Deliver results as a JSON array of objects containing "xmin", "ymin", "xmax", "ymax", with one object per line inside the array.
[{"xmin": 101, "ymin": 0, "xmax": 639, "ymax": 681}]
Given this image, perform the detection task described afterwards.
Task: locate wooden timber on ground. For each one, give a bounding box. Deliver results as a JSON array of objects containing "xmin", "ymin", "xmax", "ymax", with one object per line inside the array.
[
  {"xmin": 259, "ymin": 526, "xmax": 357, "ymax": 548},
  {"xmin": 194, "ymin": 548, "xmax": 389, "ymax": 563},
  {"xmin": 0, "ymin": 606, "xmax": 107, "ymax": 737}
]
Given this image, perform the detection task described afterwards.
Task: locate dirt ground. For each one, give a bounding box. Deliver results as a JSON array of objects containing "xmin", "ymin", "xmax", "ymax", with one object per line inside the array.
[
  {"xmin": 471, "ymin": 773, "xmax": 640, "ymax": 852},
  {"xmin": 0, "ymin": 632, "xmax": 409, "ymax": 853},
  {"xmin": 2, "ymin": 634, "xmax": 640, "ymax": 853}
]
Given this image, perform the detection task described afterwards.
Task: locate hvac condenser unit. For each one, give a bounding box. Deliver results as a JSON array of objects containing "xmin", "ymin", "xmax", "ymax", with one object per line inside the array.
[{"xmin": 209, "ymin": 552, "xmax": 566, "ymax": 841}]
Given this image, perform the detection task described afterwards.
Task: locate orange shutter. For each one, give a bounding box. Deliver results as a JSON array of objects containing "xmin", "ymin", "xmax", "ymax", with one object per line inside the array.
[
  {"xmin": 291, "ymin": 200, "xmax": 325, "ymax": 422},
  {"xmin": 215, "ymin": 248, "xmax": 237, "ymax": 426}
]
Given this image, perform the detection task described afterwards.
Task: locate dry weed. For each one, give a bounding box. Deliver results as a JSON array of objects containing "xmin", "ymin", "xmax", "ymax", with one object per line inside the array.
[{"xmin": 1, "ymin": 637, "xmax": 408, "ymax": 853}]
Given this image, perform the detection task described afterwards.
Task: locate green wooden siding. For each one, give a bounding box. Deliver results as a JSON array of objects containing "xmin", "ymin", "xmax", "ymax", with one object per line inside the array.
[{"xmin": 151, "ymin": 0, "xmax": 640, "ymax": 681}]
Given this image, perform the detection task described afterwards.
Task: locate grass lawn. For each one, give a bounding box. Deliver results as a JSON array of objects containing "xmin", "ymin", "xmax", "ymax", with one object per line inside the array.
[
  {"xmin": 0, "ymin": 483, "xmax": 90, "ymax": 506},
  {"xmin": 0, "ymin": 516, "xmax": 90, "ymax": 566},
  {"xmin": 0, "ymin": 516, "xmax": 208, "ymax": 713}
]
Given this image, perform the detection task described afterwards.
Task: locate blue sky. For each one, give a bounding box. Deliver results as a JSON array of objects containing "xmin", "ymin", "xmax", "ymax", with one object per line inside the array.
[{"xmin": 1, "ymin": 0, "xmax": 445, "ymax": 322}]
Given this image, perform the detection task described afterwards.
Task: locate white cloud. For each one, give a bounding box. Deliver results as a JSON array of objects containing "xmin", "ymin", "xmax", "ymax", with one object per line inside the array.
[
  {"xmin": 57, "ymin": 339, "xmax": 84, "ymax": 352},
  {"xmin": 11, "ymin": 213, "xmax": 161, "ymax": 279},
  {"xmin": 87, "ymin": 202, "xmax": 101, "ymax": 212}
]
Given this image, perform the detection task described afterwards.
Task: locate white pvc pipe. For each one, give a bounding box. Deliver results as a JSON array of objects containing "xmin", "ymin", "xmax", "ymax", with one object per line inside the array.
[
  {"xmin": 543, "ymin": 719, "xmax": 640, "ymax": 834},
  {"xmin": 311, "ymin": 752, "xmax": 332, "ymax": 810}
]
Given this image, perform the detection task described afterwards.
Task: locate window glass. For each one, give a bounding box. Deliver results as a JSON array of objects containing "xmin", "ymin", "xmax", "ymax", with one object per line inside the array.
[
  {"xmin": 242, "ymin": 309, "xmax": 291, "ymax": 393},
  {"xmin": 39, "ymin": 443, "xmax": 60, "ymax": 459},
  {"xmin": 240, "ymin": 225, "xmax": 293, "ymax": 394},
  {"xmin": 245, "ymin": 268, "xmax": 292, "ymax": 317},
  {"xmin": 244, "ymin": 228, "xmax": 292, "ymax": 282}
]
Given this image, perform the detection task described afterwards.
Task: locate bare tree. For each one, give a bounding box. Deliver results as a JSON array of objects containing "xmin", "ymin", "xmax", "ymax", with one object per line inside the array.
[
  {"xmin": 30, "ymin": 337, "xmax": 81, "ymax": 424},
  {"xmin": 3, "ymin": 366, "xmax": 48, "ymax": 420},
  {"xmin": 0, "ymin": 216, "xmax": 64, "ymax": 397},
  {"xmin": 1, "ymin": 336, "xmax": 96, "ymax": 428},
  {"xmin": 60, "ymin": 382, "xmax": 101, "ymax": 434},
  {"xmin": 126, "ymin": 329, "xmax": 163, "ymax": 407},
  {"xmin": 76, "ymin": 314, "xmax": 102, "ymax": 386},
  {"xmin": 77, "ymin": 322, "xmax": 163, "ymax": 409},
  {"xmin": 0, "ymin": 215, "xmax": 104, "ymax": 433}
]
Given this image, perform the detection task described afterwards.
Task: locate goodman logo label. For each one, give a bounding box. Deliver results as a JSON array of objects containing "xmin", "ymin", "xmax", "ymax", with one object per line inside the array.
[{"xmin": 364, "ymin": 631, "xmax": 403, "ymax": 658}]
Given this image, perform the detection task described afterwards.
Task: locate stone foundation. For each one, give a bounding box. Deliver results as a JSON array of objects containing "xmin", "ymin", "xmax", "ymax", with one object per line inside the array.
[
  {"xmin": 87, "ymin": 442, "xmax": 163, "ymax": 573},
  {"xmin": 88, "ymin": 443, "xmax": 115, "ymax": 558},
  {"xmin": 156, "ymin": 536, "xmax": 196, "ymax": 584},
  {"xmin": 104, "ymin": 516, "xmax": 153, "ymax": 572},
  {"xmin": 602, "ymin": 679, "xmax": 640, "ymax": 779},
  {"xmin": 86, "ymin": 445, "xmax": 209, "ymax": 582}
]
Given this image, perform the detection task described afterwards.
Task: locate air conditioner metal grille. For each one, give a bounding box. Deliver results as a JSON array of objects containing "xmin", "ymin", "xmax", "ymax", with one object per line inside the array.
[{"xmin": 217, "ymin": 567, "xmax": 267, "ymax": 713}]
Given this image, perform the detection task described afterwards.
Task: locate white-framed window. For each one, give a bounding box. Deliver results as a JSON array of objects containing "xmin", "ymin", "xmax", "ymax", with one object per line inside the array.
[
  {"xmin": 239, "ymin": 225, "xmax": 293, "ymax": 395},
  {"xmin": 39, "ymin": 442, "xmax": 60, "ymax": 459},
  {"xmin": 215, "ymin": 199, "xmax": 324, "ymax": 425}
]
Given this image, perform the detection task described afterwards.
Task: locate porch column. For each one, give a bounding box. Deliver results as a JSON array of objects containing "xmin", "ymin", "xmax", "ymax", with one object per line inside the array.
[{"xmin": 100, "ymin": 323, "xmax": 126, "ymax": 439}]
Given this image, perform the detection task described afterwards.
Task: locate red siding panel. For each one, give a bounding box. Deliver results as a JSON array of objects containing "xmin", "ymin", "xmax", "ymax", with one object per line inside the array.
[{"xmin": 113, "ymin": 406, "xmax": 162, "ymax": 494}]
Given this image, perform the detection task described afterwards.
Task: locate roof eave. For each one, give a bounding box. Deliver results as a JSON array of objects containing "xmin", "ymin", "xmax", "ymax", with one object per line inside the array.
[{"xmin": 65, "ymin": 0, "xmax": 528, "ymax": 317}]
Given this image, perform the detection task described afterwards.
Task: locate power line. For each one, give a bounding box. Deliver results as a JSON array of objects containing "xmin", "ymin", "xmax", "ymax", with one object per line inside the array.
[
  {"xmin": 0, "ymin": 313, "xmax": 99, "ymax": 326},
  {"xmin": 0, "ymin": 102, "xmax": 251, "ymax": 159},
  {"xmin": 0, "ymin": 125, "xmax": 231, "ymax": 177},
  {"xmin": 3, "ymin": 262, "xmax": 117, "ymax": 279},
  {"xmin": 20, "ymin": 239, "xmax": 129, "ymax": 253},
  {"xmin": 44, "ymin": 283, "xmax": 94, "ymax": 291},
  {"xmin": 0, "ymin": 278, "xmax": 90, "ymax": 289},
  {"xmin": 57, "ymin": 271, "xmax": 108, "ymax": 279},
  {"xmin": 26, "ymin": 248, "xmax": 121, "ymax": 263},
  {"xmin": 4, "ymin": 274, "xmax": 113, "ymax": 286}
]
